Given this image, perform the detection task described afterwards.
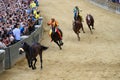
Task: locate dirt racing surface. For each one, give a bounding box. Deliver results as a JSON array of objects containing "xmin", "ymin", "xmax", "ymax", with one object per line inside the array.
[{"xmin": 0, "ymin": 0, "xmax": 120, "ymax": 80}]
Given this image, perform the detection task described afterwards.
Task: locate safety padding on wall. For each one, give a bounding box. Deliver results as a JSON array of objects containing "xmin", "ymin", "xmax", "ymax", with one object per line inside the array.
[{"xmin": 0, "ymin": 50, "xmax": 5, "ymax": 73}]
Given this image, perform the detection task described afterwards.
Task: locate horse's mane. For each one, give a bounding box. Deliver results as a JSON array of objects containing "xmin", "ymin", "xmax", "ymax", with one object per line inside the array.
[
  {"xmin": 22, "ymin": 42, "xmax": 30, "ymax": 51},
  {"xmin": 23, "ymin": 42, "xmax": 29, "ymax": 46}
]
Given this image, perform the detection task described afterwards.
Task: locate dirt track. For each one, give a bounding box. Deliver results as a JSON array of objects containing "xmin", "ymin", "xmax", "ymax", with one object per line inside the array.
[{"xmin": 0, "ymin": 0, "xmax": 120, "ymax": 80}]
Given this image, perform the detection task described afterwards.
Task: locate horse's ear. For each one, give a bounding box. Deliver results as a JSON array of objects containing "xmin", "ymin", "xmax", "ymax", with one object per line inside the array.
[
  {"xmin": 41, "ymin": 45, "xmax": 48, "ymax": 51},
  {"xmin": 21, "ymin": 42, "xmax": 27, "ymax": 45}
]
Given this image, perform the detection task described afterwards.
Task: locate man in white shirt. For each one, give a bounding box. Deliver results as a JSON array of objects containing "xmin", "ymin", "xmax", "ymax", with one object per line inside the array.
[{"xmin": 12, "ymin": 24, "xmax": 21, "ymax": 43}]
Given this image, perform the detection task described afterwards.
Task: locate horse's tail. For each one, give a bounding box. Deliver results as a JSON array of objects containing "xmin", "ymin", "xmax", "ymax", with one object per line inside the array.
[{"xmin": 41, "ymin": 45, "xmax": 48, "ymax": 51}]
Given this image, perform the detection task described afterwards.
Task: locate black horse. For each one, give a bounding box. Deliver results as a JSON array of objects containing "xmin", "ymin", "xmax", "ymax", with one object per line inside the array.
[
  {"xmin": 86, "ymin": 14, "xmax": 95, "ymax": 34},
  {"xmin": 73, "ymin": 15, "xmax": 85, "ymax": 41},
  {"xmin": 19, "ymin": 42, "xmax": 48, "ymax": 70},
  {"xmin": 51, "ymin": 28, "xmax": 63, "ymax": 50}
]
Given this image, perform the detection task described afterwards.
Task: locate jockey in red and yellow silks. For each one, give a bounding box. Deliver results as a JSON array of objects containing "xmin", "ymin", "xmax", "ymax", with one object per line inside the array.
[
  {"xmin": 47, "ymin": 18, "xmax": 59, "ymax": 28},
  {"xmin": 47, "ymin": 18, "xmax": 62, "ymax": 41}
]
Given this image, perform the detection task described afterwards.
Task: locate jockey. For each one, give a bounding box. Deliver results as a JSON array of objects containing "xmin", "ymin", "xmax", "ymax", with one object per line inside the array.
[
  {"xmin": 47, "ymin": 18, "xmax": 62, "ymax": 41},
  {"xmin": 73, "ymin": 6, "xmax": 82, "ymax": 21}
]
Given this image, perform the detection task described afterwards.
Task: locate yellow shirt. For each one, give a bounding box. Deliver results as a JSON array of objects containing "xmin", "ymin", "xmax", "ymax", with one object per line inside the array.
[
  {"xmin": 33, "ymin": 10, "xmax": 37, "ymax": 15},
  {"xmin": 30, "ymin": 2, "xmax": 36, "ymax": 8},
  {"xmin": 35, "ymin": 14, "xmax": 40, "ymax": 19}
]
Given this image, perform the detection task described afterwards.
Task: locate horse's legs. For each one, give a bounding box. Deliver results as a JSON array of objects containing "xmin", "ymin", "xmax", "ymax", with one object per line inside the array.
[
  {"xmin": 26, "ymin": 55, "xmax": 31, "ymax": 68},
  {"xmin": 77, "ymin": 33, "xmax": 80, "ymax": 41},
  {"xmin": 39, "ymin": 52, "xmax": 43, "ymax": 69},
  {"xmin": 88, "ymin": 25, "xmax": 93, "ymax": 34},
  {"xmin": 81, "ymin": 25, "xmax": 85, "ymax": 33},
  {"xmin": 55, "ymin": 41, "xmax": 62, "ymax": 50},
  {"xmin": 33, "ymin": 58, "xmax": 37, "ymax": 69},
  {"xmin": 59, "ymin": 40, "xmax": 63, "ymax": 46},
  {"xmin": 30, "ymin": 60, "xmax": 35, "ymax": 70},
  {"xmin": 27, "ymin": 59, "xmax": 31, "ymax": 68},
  {"xmin": 92, "ymin": 24, "xmax": 95, "ymax": 29}
]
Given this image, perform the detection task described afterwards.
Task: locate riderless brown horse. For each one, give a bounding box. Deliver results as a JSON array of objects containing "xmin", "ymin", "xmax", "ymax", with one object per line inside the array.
[
  {"xmin": 86, "ymin": 14, "xmax": 95, "ymax": 34},
  {"xmin": 19, "ymin": 42, "xmax": 48, "ymax": 70},
  {"xmin": 73, "ymin": 15, "xmax": 85, "ymax": 41}
]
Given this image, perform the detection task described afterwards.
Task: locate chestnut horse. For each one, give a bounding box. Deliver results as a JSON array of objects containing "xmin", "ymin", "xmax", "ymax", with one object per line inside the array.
[
  {"xmin": 73, "ymin": 15, "xmax": 85, "ymax": 41},
  {"xmin": 19, "ymin": 42, "xmax": 48, "ymax": 70},
  {"xmin": 86, "ymin": 14, "xmax": 95, "ymax": 34}
]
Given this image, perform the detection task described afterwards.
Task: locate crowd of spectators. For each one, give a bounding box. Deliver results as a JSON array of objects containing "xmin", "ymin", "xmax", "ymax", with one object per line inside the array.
[
  {"xmin": 110, "ymin": 0, "xmax": 120, "ymax": 3},
  {"xmin": 0, "ymin": 0, "xmax": 41, "ymax": 49}
]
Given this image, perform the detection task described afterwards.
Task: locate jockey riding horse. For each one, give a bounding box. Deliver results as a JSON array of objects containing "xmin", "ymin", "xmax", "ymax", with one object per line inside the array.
[
  {"xmin": 73, "ymin": 7, "xmax": 85, "ymax": 41},
  {"xmin": 73, "ymin": 6, "xmax": 83, "ymax": 22},
  {"xmin": 47, "ymin": 18, "xmax": 63, "ymax": 49}
]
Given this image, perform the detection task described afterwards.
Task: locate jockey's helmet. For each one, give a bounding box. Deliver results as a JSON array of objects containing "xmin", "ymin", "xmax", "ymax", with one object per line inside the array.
[{"xmin": 51, "ymin": 18, "xmax": 55, "ymax": 22}]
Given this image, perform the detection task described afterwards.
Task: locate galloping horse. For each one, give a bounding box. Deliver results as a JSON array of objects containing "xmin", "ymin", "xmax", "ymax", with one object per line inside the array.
[
  {"xmin": 73, "ymin": 15, "xmax": 85, "ymax": 41},
  {"xmin": 19, "ymin": 42, "xmax": 48, "ymax": 70},
  {"xmin": 86, "ymin": 14, "xmax": 94, "ymax": 34},
  {"xmin": 51, "ymin": 28, "xmax": 63, "ymax": 50}
]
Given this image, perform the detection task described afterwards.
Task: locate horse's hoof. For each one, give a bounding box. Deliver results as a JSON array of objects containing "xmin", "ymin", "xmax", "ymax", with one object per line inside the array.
[
  {"xmin": 29, "ymin": 65, "xmax": 32, "ymax": 68},
  {"xmin": 60, "ymin": 40, "xmax": 63, "ymax": 46},
  {"xmin": 34, "ymin": 67, "xmax": 36, "ymax": 69},
  {"xmin": 41, "ymin": 66, "xmax": 43, "ymax": 69},
  {"xmin": 32, "ymin": 68, "xmax": 35, "ymax": 70},
  {"xmin": 60, "ymin": 42, "xmax": 64, "ymax": 46}
]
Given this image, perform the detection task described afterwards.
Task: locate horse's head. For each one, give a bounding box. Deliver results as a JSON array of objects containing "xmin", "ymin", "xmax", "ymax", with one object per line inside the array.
[{"xmin": 19, "ymin": 42, "xmax": 29, "ymax": 54}]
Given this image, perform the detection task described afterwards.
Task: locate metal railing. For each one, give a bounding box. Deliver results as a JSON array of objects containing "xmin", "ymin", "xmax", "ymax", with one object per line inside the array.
[{"xmin": 89, "ymin": 0, "xmax": 120, "ymax": 14}]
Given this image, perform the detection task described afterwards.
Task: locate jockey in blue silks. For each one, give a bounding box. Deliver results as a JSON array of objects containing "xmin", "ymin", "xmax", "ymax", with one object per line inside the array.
[{"xmin": 73, "ymin": 6, "xmax": 81, "ymax": 20}]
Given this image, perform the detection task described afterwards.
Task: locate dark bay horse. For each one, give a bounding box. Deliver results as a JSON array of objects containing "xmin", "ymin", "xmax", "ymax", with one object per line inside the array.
[
  {"xmin": 19, "ymin": 42, "xmax": 48, "ymax": 70},
  {"xmin": 51, "ymin": 28, "xmax": 63, "ymax": 50},
  {"xmin": 86, "ymin": 14, "xmax": 95, "ymax": 34},
  {"xmin": 73, "ymin": 15, "xmax": 85, "ymax": 41}
]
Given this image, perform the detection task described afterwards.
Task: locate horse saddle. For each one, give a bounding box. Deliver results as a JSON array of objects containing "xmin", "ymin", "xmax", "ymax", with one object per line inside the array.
[
  {"xmin": 49, "ymin": 28, "xmax": 57, "ymax": 35},
  {"xmin": 49, "ymin": 28, "xmax": 62, "ymax": 40}
]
